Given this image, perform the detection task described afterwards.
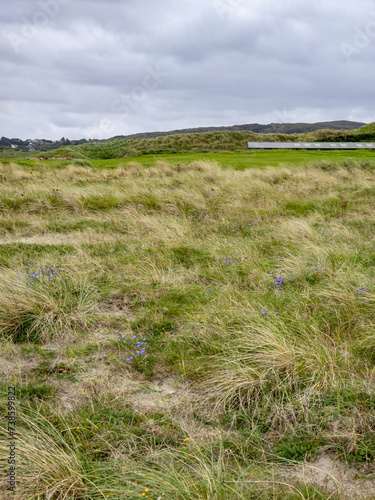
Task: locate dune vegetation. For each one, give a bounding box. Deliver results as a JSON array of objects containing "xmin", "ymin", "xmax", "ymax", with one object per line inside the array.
[
  {"xmin": 30, "ymin": 121, "xmax": 375, "ymax": 161},
  {"xmin": 0, "ymin": 155, "xmax": 375, "ymax": 499}
]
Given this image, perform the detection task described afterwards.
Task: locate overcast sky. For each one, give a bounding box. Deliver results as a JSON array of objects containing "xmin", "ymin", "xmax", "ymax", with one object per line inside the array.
[{"xmin": 1, "ymin": 0, "xmax": 375, "ymax": 140}]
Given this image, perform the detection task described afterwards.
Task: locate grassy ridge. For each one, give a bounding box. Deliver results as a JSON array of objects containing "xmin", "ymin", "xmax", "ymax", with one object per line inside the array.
[
  {"xmin": 30, "ymin": 122, "xmax": 375, "ymax": 161},
  {"xmin": 0, "ymin": 157, "xmax": 375, "ymax": 498}
]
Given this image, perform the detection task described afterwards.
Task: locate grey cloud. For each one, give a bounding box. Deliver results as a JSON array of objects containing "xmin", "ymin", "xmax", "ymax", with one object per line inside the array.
[{"xmin": 1, "ymin": 0, "xmax": 374, "ymax": 139}]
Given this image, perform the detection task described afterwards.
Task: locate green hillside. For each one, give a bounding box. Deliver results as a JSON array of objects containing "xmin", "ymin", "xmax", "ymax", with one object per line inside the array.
[
  {"xmin": 65, "ymin": 122, "xmax": 375, "ymax": 160},
  {"xmin": 355, "ymin": 122, "xmax": 375, "ymax": 135}
]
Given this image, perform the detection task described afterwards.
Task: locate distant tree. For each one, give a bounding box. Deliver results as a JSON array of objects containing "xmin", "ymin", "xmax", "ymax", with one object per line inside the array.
[
  {"xmin": 10, "ymin": 138, "xmax": 28, "ymax": 146},
  {"xmin": 0, "ymin": 137, "xmax": 12, "ymax": 146}
]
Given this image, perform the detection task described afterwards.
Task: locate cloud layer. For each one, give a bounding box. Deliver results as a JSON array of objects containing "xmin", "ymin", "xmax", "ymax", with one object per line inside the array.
[{"xmin": 1, "ymin": 0, "xmax": 375, "ymax": 140}]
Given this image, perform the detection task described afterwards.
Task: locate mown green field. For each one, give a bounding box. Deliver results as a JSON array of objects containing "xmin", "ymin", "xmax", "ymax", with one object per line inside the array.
[
  {"xmin": 2, "ymin": 148, "xmax": 375, "ymax": 171},
  {"xmin": 0, "ymin": 156, "xmax": 375, "ymax": 499},
  {"xmin": 102, "ymin": 150, "xmax": 375, "ymax": 169}
]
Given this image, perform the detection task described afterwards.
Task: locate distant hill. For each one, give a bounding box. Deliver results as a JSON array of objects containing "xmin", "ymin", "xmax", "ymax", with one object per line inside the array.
[
  {"xmin": 108, "ymin": 121, "xmax": 365, "ymax": 141},
  {"xmin": 4, "ymin": 120, "xmax": 373, "ymax": 160},
  {"xmin": 1, "ymin": 120, "xmax": 367, "ymax": 155}
]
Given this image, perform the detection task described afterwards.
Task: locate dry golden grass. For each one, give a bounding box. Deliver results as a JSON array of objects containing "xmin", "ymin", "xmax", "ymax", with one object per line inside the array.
[
  {"xmin": 0, "ymin": 406, "xmax": 92, "ymax": 499},
  {"xmin": 0, "ymin": 157, "xmax": 375, "ymax": 499}
]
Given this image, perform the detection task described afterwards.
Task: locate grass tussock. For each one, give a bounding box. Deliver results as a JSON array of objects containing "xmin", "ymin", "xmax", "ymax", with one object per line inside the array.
[{"xmin": 0, "ymin": 260, "xmax": 101, "ymax": 343}]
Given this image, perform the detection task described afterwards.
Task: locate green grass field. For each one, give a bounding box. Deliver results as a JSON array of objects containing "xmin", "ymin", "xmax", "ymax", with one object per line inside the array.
[
  {"xmin": 2, "ymin": 149, "xmax": 375, "ymax": 171},
  {"xmin": 0, "ymin": 155, "xmax": 375, "ymax": 499},
  {"xmin": 103, "ymin": 150, "xmax": 375, "ymax": 169}
]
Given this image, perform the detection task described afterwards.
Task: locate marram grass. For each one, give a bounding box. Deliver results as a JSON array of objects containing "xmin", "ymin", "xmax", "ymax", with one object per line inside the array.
[{"xmin": 0, "ymin": 157, "xmax": 374, "ymax": 499}]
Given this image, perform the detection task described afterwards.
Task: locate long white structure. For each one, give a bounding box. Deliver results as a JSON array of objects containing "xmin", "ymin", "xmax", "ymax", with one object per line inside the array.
[{"xmin": 247, "ymin": 142, "xmax": 375, "ymax": 150}]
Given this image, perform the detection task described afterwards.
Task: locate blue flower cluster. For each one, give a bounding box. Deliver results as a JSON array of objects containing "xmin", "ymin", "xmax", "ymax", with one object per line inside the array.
[
  {"xmin": 194, "ymin": 241, "xmax": 243, "ymax": 268},
  {"xmin": 11, "ymin": 261, "xmax": 64, "ymax": 284},
  {"xmin": 115, "ymin": 331, "xmax": 148, "ymax": 362},
  {"xmin": 263, "ymin": 271, "xmax": 291, "ymax": 290},
  {"xmin": 273, "ymin": 273, "xmax": 285, "ymax": 290},
  {"xmin": 261, "ymin": 311, "xmax": 279, "ymax": 316},
  {"xmin": 358, "ymin": 287, "xmax": 370, "ymax": 293},
  {"xmin": 217, "ymin": 256, "xmax": 240, "ymax": 266}
]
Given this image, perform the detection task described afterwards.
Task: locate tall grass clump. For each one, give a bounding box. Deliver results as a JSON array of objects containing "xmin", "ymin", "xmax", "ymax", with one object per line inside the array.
[
  {"xmin": 198, "ymin": 320, "xmax": 357, "ymax": 413},
  {"xmin": 0, "ymin": 403, "xmax": 106, "ymax": 499},
  {"xmin": 0, "ymin": 259, "xmax": 100, "ymax": 343}
]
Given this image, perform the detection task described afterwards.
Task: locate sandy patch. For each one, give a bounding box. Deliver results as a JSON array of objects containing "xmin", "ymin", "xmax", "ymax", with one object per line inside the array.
[
  {"xmin": 128, "ymin": 375, "xmax": 192, "ymax": 414},
  {"xmin": 98, "ymin": 295, "xmax": 136, "ymax": 321},
  {"xmin": 0, "ymin": 233, "xmax": 120, "ymax": 246},
  {"xmin": 0, "ymin": 354, "xmax": 40, "ymax": 381},
  {"xmin": 280, "ymin": 454, "xmax": 375, "ymax": 499}
]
